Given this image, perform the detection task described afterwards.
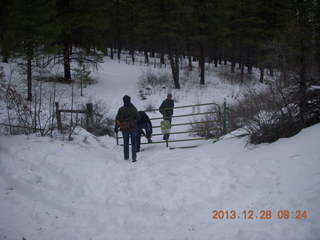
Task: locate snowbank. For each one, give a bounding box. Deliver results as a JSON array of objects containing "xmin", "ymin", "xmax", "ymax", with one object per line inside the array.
[{"xmin": 1, "ymin": 123, "xmax": 320, "ymax": 240}]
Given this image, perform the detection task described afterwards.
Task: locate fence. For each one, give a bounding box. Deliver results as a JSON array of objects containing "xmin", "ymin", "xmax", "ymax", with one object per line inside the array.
[
  {"xmin": 55, "ymin": 102, "xmax": 93, "ymax": 132},
  {"xmin": 116, "ymin": 102, "xmax": 226, "ymax": 149}
]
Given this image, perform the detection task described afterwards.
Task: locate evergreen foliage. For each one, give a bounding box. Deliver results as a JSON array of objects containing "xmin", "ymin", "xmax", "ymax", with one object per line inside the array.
[
  {"xmin": 5, "ymin": 0, "xmax": 58, "ymax": 101},
  {"xmin": 0, "ymin": 0, "xmax": 319, "ymax": 136},
  {"xmin": 1, "ymin": 0, "xmax": 318, "ymax": 86}
]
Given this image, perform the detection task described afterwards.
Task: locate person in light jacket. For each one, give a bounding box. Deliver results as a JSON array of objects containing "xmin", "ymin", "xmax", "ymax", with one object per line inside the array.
[{"xmin": 159, "ymin": 93, "xmax": 174, "ymax": 140}]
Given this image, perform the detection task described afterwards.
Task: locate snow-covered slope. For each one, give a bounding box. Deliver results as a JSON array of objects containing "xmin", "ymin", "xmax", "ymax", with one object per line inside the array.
[
  {"xmin": 0, "ymin": 123, "xmax": 320, "ymax": 240},
  {"xmin": 0, "ymin": 57, "xmax": 320, "ymax": 240}
]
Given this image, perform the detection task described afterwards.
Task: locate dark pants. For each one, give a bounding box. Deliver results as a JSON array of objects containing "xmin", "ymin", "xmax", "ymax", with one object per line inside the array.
[
  {"xmin": 122, "ymin": 127, "xmax": 138, "ymax": 160},
  {"xmin": 137, "ymin": 122, "xmax": 152, "ymax": 151},
  {"xmin": 163, "ymin": 117, "xmax": 172, "ymax": 140}
]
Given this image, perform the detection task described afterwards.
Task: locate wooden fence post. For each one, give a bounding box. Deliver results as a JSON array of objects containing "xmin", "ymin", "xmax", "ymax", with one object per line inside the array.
[
  {"xmin": 86, "ymin": 103, "xmax": 93, "ymax": 132},
  {"xmin": 55, "ymin": 102, "xmax": 62, "ymax": 131},
  {"xmin": 223, "ymin": 98, "xmax": 227, "ymax": 135}
]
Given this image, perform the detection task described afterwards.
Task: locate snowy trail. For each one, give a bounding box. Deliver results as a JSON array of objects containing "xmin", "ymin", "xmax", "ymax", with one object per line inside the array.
[
  {"xmin": 1, "ymin": 58, "xmax": 320, "ymax": 239},
  {"xmin": 88, "ymin": 61, "xmax": 147, "ymax": 113},
  {"xmin": 1, "ymin": 123, "xmax": 320, "ymax": 240}
]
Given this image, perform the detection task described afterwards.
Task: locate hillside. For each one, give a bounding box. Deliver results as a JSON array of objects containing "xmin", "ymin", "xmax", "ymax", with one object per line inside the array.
[
  {"xmin": 1, "ymin": 123, "xmax": 320, "ymax": 240},
  {"xmin": 0, "ymin": 58, "xmax": 320, "ymax": 240}
]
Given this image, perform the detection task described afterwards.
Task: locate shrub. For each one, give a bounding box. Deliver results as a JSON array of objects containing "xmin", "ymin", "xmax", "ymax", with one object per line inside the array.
[
  {"xmin": 143, "ymin": 101, "xmax": 157, "ymax": 112},
  {"xmin": 189, "ymin": 105, "xmax": 222, "ymax": 138},
  {"xmin": 226, "ymin": 83, "xmax": 320, "ymax": 144},
  {"xmin": 217, "ymin": 65, "xmax": 255, "ymax": 85},
  {"xmin": 138, "ymin": 69, "xmax": 172, "ymax": 96},
  {"xmin": 57, "ymin": 99, "xmax": 114, "ymax": 138},
  {"xmin": 85, "ymin": 99, "xmax": 114, "ymax": 137},
  {"xmin": 0, "ymin": 67, "xmax": 114, "ymax": 138},
  {"xmin": 34, "ymin": 74, "xmax": 73, "ymax": 84},
  {"xmin": 0, "ymin": 67, "xmax": 34, "ymax": 135}
]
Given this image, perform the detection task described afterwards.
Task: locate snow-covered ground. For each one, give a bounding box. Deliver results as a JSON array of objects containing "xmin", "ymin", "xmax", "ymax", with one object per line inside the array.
[{"xmin": 0, "ymin": 57, "xmax": 320, "ymax": 240}]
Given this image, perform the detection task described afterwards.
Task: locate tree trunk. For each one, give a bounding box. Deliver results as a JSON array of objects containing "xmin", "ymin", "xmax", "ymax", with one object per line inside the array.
[
  {"xmin": 130, "ymin": 49, "xmax": 135, "ymax": 64},
  {"xmin": 214, "ymin": 58, "xmax": 218, "ymax": 68},
  {"xmin": 110, "ymin": 46, "xmax": 114, "ymax": 59},
  {"xmin": 160, "ymin": 51, "xmax": 165, "ymax": 65},
  {"xmin": 218, "ymin": 54, "xmax": 222, "ymax": 65},
  {"xmin": 63, "ymin": 36, "xmax": 71, "ymax": 81},
  {"xmin": 231, "ymin": 61, "xmax": 235, "ymax": 73},
  {"xmin": 27, "ymin": 43, "xmax": 33, "ymax": 101},
  {"xmin": 239, "ymin": 31, "xmax": 244, "ymax": 83},
  {"xmin": 240, "ymin": 63, "xmax": 244, "ymax": 83},
  {"xmin": 187, "ymin": 43, "xmax": 193, "ymax": 71},
  {"xmin": 144, "ymin": 50, "xmax": 149, "ymax": 64},
  {"xmin": 1, "ymin": 49, "xmax": 9, "ymax": 63},
  {"xmin": 299, "ymin": 39, "xmax": 308, "ymax": 120},
  {"xmin": 281, "ymin": 49, "xmax": 288, "ymax": 87},
  {"xmin": 213, "ymin": 46, "xmax": 218, "ymax": 67},
  {"xmin": 269, "ymin": 67, "xmax": 274, "ymax": 77},
  {"xmin": 246, "ymin": 47, "xmax": 253, "ymax": 74},
  {"xmin": 117, "ymin": 39, "xmax": 121, "ymax": 60},
  {"xmin": 169, "ymin": 51, "xmax": 180, "ymax": 89},
  {"xmin": 199, "ymin": 42, "xmax": 205, "ymax": 85},
  {"xmin": 188, "ymin": 54, "xmax": 193, "ymax": 71},
  {"xmin": 259, "ymin": 67, "xmax": 264, "ymax": 83},
  {"xmin": 198, "ymin": 0, "xmax": 206, "ymax": 84},
  {"xmin": 231, "ymin": 41, "xmax": 235, "ymax": 73}
]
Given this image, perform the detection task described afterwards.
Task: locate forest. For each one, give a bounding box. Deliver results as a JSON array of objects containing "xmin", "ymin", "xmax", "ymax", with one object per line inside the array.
[
  {"xmin": 1, "ymin": 2, "xmax": 320, "ymax": 239},
  {"xmin": 0, "ymin": 0, "xmax": 319, "ymax": 142}
]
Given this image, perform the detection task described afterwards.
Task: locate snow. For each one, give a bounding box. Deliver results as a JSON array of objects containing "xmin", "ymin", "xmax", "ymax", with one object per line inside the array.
[{"xmin": 1, "ymin": 57, "xmax": 320, "ymax": 240}]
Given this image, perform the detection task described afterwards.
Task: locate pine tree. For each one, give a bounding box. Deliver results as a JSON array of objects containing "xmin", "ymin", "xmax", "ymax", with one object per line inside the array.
[
  {"xmin": 146, "ymin": 0, "xmax": 184, "ymax": 89},
  {"xmin": 56, "ymin": 0, "xmax": 110, "ymax": 81},
  {"xmin": 255, "ymin": 0, "xmax": 292, "ymax": 83},
  {"xmin": 315, "ymin": 0, "xmax": 320, "ymax": 77},
  {"xmin": 7, "ymin": 0, "xmax": 58, "ymax": 101},
  {"xmin": 291, "ymin": 0, "xmax": 315, "ymax": 119},
  {"xmin": 0, "ymin": 0, "xmax": 10, "ymax": 63}
]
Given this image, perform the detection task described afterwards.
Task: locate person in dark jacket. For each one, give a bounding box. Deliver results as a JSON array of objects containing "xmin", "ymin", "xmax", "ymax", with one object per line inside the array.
[
  {"xmin": 115, "ymin": 95, "xmax": 140, "ymax": 162},
  {"xmin": 159, "ymin": 93, "xmax": 174, "ymax": 140},
  {"xmin": 137, "ymin": 111, "xmax": 153, "ymax": 152}
]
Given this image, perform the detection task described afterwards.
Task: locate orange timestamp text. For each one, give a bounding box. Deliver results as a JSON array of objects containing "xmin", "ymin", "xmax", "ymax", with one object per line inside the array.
[{"xmin": 212, "ymin": 210, "xmax": 308, "ymax": 220}]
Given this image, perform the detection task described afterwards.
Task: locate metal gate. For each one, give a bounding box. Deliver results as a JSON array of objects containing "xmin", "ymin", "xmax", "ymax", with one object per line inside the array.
[{"xmin": 116, "ymin": 102, "xmax": 225, "ymax": 149}]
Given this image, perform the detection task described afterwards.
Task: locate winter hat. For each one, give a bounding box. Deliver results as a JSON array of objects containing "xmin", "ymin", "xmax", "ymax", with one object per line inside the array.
[
  {"xmin": 167, "ymin": 93, "xmax": 172, "ymax": 98},
  {"xmin": 123, "ymin": 95, "xmax": 131, "ymax": 103}
]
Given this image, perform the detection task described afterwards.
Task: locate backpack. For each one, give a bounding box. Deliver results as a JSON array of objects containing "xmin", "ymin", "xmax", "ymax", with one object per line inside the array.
[{"xmin": 119, "ymin": 117, "xmax": 137, "ymax": 131}]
